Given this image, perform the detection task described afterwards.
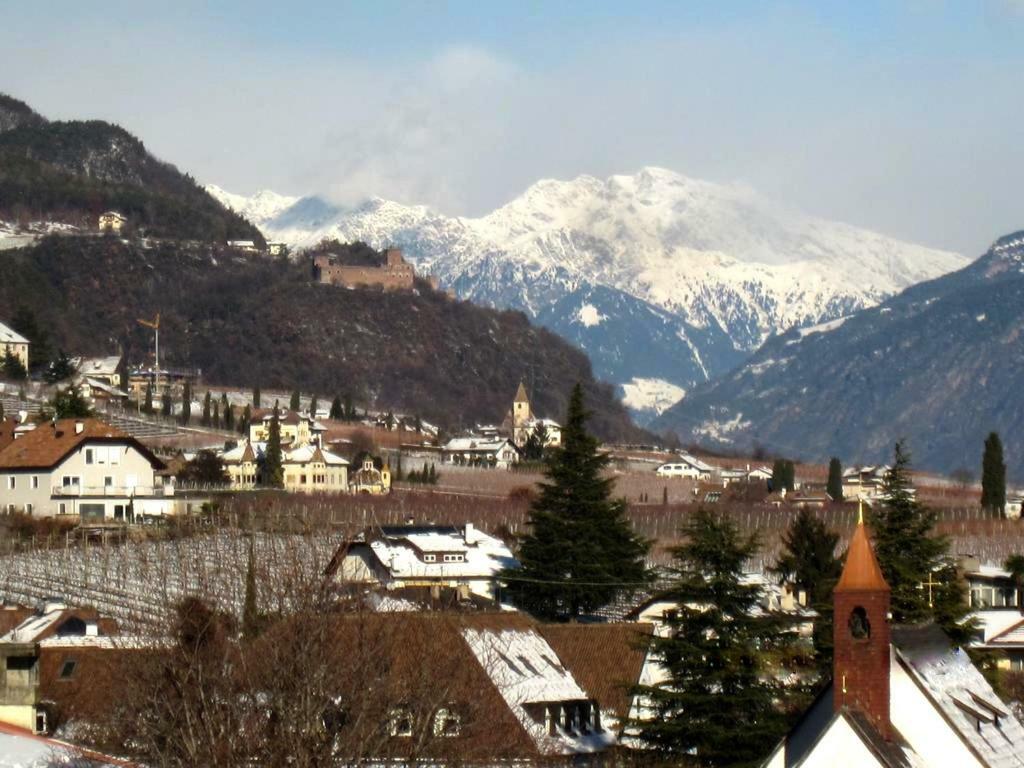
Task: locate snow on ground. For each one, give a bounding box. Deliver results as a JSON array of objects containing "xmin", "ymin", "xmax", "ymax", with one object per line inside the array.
[
  {"xmin": 619, "ymin": 378, "xmax": 686, "ymax": 416},
  {"xmin": 0, "ymin": 221, "xmax": 81, "ymax": 251},
  {"xmin": 791, "ymin": 315, "xmax": 848, "ymax": 341},
  {"xmin": 0, "ymin": 727, "xmax": 115, "ymax": 767},
  {"xmin": 694, "ymin": 412, "xmax": 750, "ymax": 443},
  {"xmin": 575, "ymin": 303, "xmax": 605, "ymax": 327}
]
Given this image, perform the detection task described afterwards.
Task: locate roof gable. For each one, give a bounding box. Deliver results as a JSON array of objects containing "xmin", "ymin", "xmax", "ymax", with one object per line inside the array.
[{"xmin": 0, "ymin": 419, "xmax": 165, "ymax": 471}]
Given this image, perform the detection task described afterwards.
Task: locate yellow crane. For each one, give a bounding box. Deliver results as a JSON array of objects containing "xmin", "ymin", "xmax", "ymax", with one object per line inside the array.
[{"xmin": 137, "ymin": 313, "xmax": 160, "ymax": 410}]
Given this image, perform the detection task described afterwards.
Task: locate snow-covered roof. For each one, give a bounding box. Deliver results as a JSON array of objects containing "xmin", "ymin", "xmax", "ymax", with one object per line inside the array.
[
  {"xmin": 0, "ymin": 607, "xmax": 64, "ymax": 643},
  {"xmin": 894, "ymin": 623, "xmax": 1024, "ymax": 768},
  {"xmin": 76, "ymin": 356, "xmax": 121, "ymax": 376},
  {"xmin": 81, "ymin": 378, "xmax": 128, "ymax": 397},
  {"xmin": 285, "ymin": 443, "xmax": 348, "ymax": 466},
  {"xmin": 367, "ymin": 525, "xmax": 517, "ymax": 580},
  {"xmin": 677, "ymin": 453, "xmax": 715, "ymax": 472},
  {"xmin": 0, "ymin": 321, "xmax": 28, "ymax": 346},
  {"xmin": 462, "ymin": 628, "xmax": 614, "ymax": 754},
  {"xmin": 443, "ymin": 436, "xmax": 512, "ymax": 453}
]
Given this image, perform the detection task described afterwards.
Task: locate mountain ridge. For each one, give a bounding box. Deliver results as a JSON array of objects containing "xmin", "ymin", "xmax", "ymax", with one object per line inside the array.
[{"xmin": 207, "ymin": 168, "xmax": 966, "ymax": 420}]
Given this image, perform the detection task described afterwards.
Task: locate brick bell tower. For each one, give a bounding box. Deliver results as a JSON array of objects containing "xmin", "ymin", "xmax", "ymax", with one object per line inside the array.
[{"xmin": 833, "ymin": 503, "xmax": 892, "ymax": 740}]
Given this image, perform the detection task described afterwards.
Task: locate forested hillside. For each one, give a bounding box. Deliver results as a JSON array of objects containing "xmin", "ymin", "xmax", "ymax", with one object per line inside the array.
[
  {"xmin": 0, "ymin": 94, "xmax": 262, "ymax": 243},
  {"xmin": 0, "ymin": 236, "xmax": 645, "ymax": 440}
]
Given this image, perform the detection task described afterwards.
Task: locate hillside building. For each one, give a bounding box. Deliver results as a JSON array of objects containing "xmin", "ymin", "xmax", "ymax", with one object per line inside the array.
[
  {"xmin": 220, "ymin": 439, "xmax": 349, "ymax": 493},
  {"xmin": 348, "ymin": 457, "xmax": 391, "ymax": 495},
  {"xmin": 313, "ymin": 247, "xmax": 418, "ymax": 291},
  {"xmin": 0, "ymin": 322, "xmax": 29, "ymax": 372},
  {"xmin": 441, "ymin": 436, "xmax": 519, "ymax": 468},
  {"xmin": 97, "ymin": 211, "xmax": 126, "ymax": 234}
]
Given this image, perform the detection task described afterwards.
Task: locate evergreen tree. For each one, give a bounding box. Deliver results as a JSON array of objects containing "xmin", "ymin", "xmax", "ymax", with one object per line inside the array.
[
  {"xmin": 394, "ymin": 452, "xmax": 404, "ymax": 482},
  {"xmin": 772, "ymin": 508, "xmax": 841, "ymax": 668},
  {"xmin": 242, "ymin": 540, "xmax": 259, "ymax": 639},
  {"xmin": 329, "ymin": 396, "xmax": 342, "ymax": 420},
  {"xmin": 500, "ymin": 383, "xmax": 650, "ymax": 620},
  {"xmin": 309, "ymin": 395, "xmax": 318, "ymax": 418},
  {"xmin": 142, "ymin": 382, "xmax": 154, "ymax": 414},
  {"xmin": 224, "ymin": 403, "xmax": 234, "ymax": 432},
  {"xmin": 43, "ymin": 351, "xmax": 76, "ymax": 383},
  {"xmin": 262, "ymin": 402, "xmax": 284, "ymax": 488},
  {"xmin": 869, "ymin": 441, "xmax": 973, "ymax": 643},
  {"xmin": 201, "ymin": 391, "xmax": 212, "ymax": 427},
  {"xmin": 1, "ymin": 350, "xmax": 27, "ymax": 380},
  {"xmin": 826, "ymin": 457, "xmax": 844, "ymax": 502},
  {"xmin": 343, "ymin": 393, "xmax": 355, "ymax": 421},
  {"xmin": 771, "ymin": 459, "xmax": 795, "ymax": 492},
  {"xmin": 981, "ymin": 432, "xmax": 1007, "ymax": 515},
  {"xmin": 289, "ymin": 389, "xmax": 300, "ymax": 412},
  {"xmin": 252, "ymin": 384, "xmax": 261, "ymax": 409},
  {"xmin": 0, "ymin": 400, "xmax": 4, "ymax": 420},
  {"xmin": 632, "ymin": 509, "xmax": 792, "ymax": 765},
  {"xmin": 239, "ymin": 404, "xmax": 251, "ymax": 435},
  {"xmin": 161, "ymin": 390, "xmax": 172, "ymax": 417},
  {"xmin": 181, "ymin": 381, "xmax": 192, "ymax": 426},
  {"xmin": 428, "ymin": 462, "xmax": 437, "ymax": 484},
  {"xmin": 212, "ymin": 400, "xmax": 220, "ymax": 429},
  {"xmin": 50, "ymin": 386, "xmax": 91, "ymax": 418}
]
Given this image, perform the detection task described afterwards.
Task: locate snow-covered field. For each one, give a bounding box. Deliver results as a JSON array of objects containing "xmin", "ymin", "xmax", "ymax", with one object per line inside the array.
[
  {"xmin": 0, "ymin": 532, "xmax": 343, "ymax": 628},
  {"xmin": 619, "ymin": 377, "xmax": 686, "ymax": 417},
  {"xmin": 0, "ymin": 221, "xmax": 81, "ymax": 250}
]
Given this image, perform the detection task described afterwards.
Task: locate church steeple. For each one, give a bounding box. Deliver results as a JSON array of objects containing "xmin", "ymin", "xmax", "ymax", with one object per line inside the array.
[{"xmin": 834, "ymin": 502, "xmax": 892, "ymax": 740}]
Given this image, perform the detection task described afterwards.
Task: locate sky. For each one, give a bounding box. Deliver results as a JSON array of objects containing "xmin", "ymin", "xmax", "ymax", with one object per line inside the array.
[{"xmin": 2, "ymin": 1, "xmax": 1023, "ymax": 255}]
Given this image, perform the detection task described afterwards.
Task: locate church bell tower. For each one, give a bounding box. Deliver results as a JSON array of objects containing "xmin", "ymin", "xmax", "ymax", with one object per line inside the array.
[{"xmin": 833, "ymin": 504, "xmax": 892, "ymax": 741}]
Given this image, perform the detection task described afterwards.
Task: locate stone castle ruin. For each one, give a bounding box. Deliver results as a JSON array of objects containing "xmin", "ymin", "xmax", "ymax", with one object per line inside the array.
[{"xmin": 313, "ymin": 248, "xmax": 435, "ymax": 291}]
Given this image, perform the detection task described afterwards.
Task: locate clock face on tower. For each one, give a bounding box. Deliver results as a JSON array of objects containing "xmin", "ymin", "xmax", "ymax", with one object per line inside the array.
[{"xmin": 849, "ymin": 606, "xmax": 871, "ymax": 640}]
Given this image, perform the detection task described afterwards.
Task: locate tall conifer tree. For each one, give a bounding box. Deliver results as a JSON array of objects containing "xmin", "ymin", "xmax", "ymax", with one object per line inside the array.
[
  {"xmin": 981, "ymin": 432, "xmax": 1007, "ymax": 514},
  {"xmin": 500, "ymin": 383, "xmax": 649, "ymax": 620},
  {"xmin": 143, "ymin": 382, "xmax": 154, "ymax": 415},
  {"xmin": 632, "ymin": 509, "xmax": 792, "ymax": 765},
  {"xmin": 262, "ymin": 402, "xmax": 284, "ymax": 489},
  {"xmin": 826, "ymin": 457, "xmax": 844, "ymax": 502},
  {"xmin": 329, "ymin": 396, "xmax": 342, "ymax": 420},
  {"xmin": 201, "ymin": 391, "xmax": 212, "ymax": 427},
  {"xmin": 252, "ymin": 384, "xmax": 261, "ymax": 409},
  {"xmin": 289, "ymin": 389, "xmax": 300, "ymax": 412},
  {"xmin": 870, "ymin": 441, "xmax": 973, "ymax": 643}
]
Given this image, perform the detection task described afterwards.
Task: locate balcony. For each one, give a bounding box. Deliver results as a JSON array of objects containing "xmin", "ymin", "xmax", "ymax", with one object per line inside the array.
[{"xmin": 51, "ymin": 484, "xmax": 174, "ymax": 498}]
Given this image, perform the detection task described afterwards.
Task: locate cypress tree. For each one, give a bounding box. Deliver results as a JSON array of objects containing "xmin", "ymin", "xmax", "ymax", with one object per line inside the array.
[
  {"xmin": 343, "ymin": 393, "xmax": 354, "ymax": 421},
  {"xmin": 143, "ymin": 382, "xmax": 154, "ymax": 415},
  {"xmin": 826, "ymin": 457, "xmax": 844, "ymax": 502},
  {"xmin": 289, "ymin": 389, "xmax": 300, "ymax": 412},
  {"xmin": 181, "ymin": 381, "xmax": 192, "ymax": 426},
  {"xmin": 0, "ymin": 400, "xmax": 4, "ymax": 420},
  {"xmin": 870, "ymin": 441, "xmax": 973, "ymax": 644},
  {"xmin": 772, "ymin": 508, "xmax": 842, "ymax": 669},
  {"xmin": 252, "ymin": 384, "xmax": 261, "ymax": 409},
  {"xmin": 329, "ymin": 396, "xmax": 342, "ymax": 420},
  {"xmin": 161, "ymin": 391, "xmax": 172, "ymax": 417},
  {"xmin": 309, "ymin": 395, "xmax": 318, "ymax": 418},
  {"xmin": 500, "ymin": 383, "xmax": 650, "ymax": 620},
  {"xmin": 395, "ymin": 452, "xmax": 404, "ymax": 481},
  {"xmin": 222, "ymin": 393, "xmax": 233, "ymax": 430},
  {"xmin": 239, "ymin": 404, "xmax": 251, "ymax": 435},
  {"xmin": 201, "ymin": 392, "xmax": 212, "ymax": 427},
  {"xmin": 981, "ymin": 432, "xmax": 1007, "ymax": 515},
  {"xmin": 212, "ymin": 401, "xmax": 220, "ymax": 429},
  {"xmin": 262, "ymin": 402, "xmax": 284, "ymax": 489},
  {"xmin": 632, "ymin": 509, "xmax": 792, "ymax": 764}
]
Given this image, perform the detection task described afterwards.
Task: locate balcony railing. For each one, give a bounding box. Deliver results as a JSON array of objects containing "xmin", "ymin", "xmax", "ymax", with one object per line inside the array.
[{"xmin": 51, "ymin": 484, "xmax": 174, "ymax": 498}]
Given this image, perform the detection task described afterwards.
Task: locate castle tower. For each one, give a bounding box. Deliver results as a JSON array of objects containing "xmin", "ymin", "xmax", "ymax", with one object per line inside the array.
[
  {"xmin": 513, "ymin": 381, "xmax": 532, "ymax": 427},
  {"xmin": 833, "ymin": 504, "xmax": 892, "ymax": 741}
]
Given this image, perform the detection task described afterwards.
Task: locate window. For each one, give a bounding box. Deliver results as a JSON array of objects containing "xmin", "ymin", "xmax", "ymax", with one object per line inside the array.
[
  {"xmin": 442, "ymin": 554, "xmax": 465, "ymax": 563},
  {"xmin": 59, "ymin": 660, "xmax": 77, "ymax": 679},
  {"xmin": 110, "ymin": 449, "xmax": 120, "ymax": 466},
  {"xmin": 388, "ymin": 708, "xmax": 414, "ymax": 737},
  {"xmin": 80, "ymin": 504, "xmax": 105, "ymax": 522},
  {"xmin": 25, "ymin": 504, "xmax": 33, "ymax": 515},
  {"xmin": 104, "ymin": 476, "xmax": 114, "ymax": 488},
  {"xmin": 62, "ymin": 476, "xmax": 80, "ymax": 488},
  {"xmin": 31, "ymin": 476, "xmax": 38, "ymax": 489},
  {"xmin": 5, "ymin": 477, "xmax": 13, "ymax": 490},
  {"xmin": 85, "ymin": 449, "xmax": 94, "ymax": 465},
  {"xmin": 58, "ymin": 503, "xmax": 67, "ymax": 515},
  {"xmin": 423, "ymin": 554, "xmax": 437, "ymax": 563},
  {"xmin": 849, "ymin": 606, "xmax": 871, "ymax": 639},
  {"xmin": 433, "ymin": 708, "xmax": 461, "ymax": 737}
]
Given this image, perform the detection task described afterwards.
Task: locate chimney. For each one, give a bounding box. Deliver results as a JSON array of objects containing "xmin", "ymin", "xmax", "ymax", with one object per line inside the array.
[
  {"xmin": 464, "ymin": 522, "xmax": 476, "ymax": 545},
  {"xmin": 75, "ymin": 421, "xmax": 85, "ymax": 435},
  {"xmin": 833, "ymin": 504, "xmax": 892, "ymax": 740}
]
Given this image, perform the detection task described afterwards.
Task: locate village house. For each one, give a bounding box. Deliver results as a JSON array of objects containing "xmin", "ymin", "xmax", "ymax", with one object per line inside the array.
[
  {"xmin": 249, "ymin": 408, "xmax": 324, "ymax": 447},
  {"xmin": 842, "ymin": 464, "xmax": 892, "ymax": 500},
  {"xmin": 762, "ymin": 514, "xmax": 1024, "ymax": 768},
  {"xmin": 75, "ymin": 356, "xmax": 123, "ymax": 390},
  {"xmin": 506, "ymin": 382, "xmax": 562, "ymax": 449},
  {"xmin": 441, "ymin": 436, "xmax": 519, "ymax": 468},
  {"xmin": 655, "ymin": 453, "xmax": 715, "ymax": 481},
  {"xmin": 226, "ymin": 239, "xmax": 260, "ymax": 253},
  {"xmin": 0, "ymin": 321, "xmax": 29, "ymax": 373},
  {"xmin": 0, "ymin": 418, "xmax": 177, "ymax": 521},
  {"xmin": 0, "ymin": 601, "xmax": 121, "ymax": 733},
  {"xmin": 328, "ymin": 523, "xmax": 516, "ymax": 601},
  {"xmin": 220, "ymin": 439, "xmax": 349, "ymax": 493},
  {"xmin": 126, "ymin": 365, "xmax": 200, "ymax": 402},
  {"xmin": 348, "ymin": 456, "xmax": 392, "ymax": 494},
  {"xmin": 97, "ymin": 211, "xmax": 126, "ymax": 234}
]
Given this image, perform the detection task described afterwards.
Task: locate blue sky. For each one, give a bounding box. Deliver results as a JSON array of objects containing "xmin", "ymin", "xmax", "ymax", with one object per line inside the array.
[{"xmin": 2, "ymin": 1, "xmax": 1023, "ymax": 253}]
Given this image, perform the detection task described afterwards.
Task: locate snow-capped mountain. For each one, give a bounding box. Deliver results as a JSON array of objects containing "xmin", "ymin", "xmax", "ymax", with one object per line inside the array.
[{"xmin": 207, "ymin": 168, "xmax": 965, "ymax": 422}]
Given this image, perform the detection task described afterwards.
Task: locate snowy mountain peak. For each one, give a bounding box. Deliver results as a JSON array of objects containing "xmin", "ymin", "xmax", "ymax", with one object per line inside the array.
[{"xmin": 207, "ymin": 169, "xmax": 967, "ymax": 420}]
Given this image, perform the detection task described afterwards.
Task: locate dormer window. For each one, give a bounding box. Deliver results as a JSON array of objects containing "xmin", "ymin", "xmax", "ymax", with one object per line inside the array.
[
  {"xmin": 442, "ymin": 554, "xmax": 465, "ymax": 563},
  {"xmin": 433, "ymin": 707, "xmax": 461, "ymax": 737},
  {"xmin": 423, "ymin": 554, "xmax": 437, "ymax": 563},
  {"xmin": 388, "ymin": 707, "xmax": 414, "ymax": 737}
]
